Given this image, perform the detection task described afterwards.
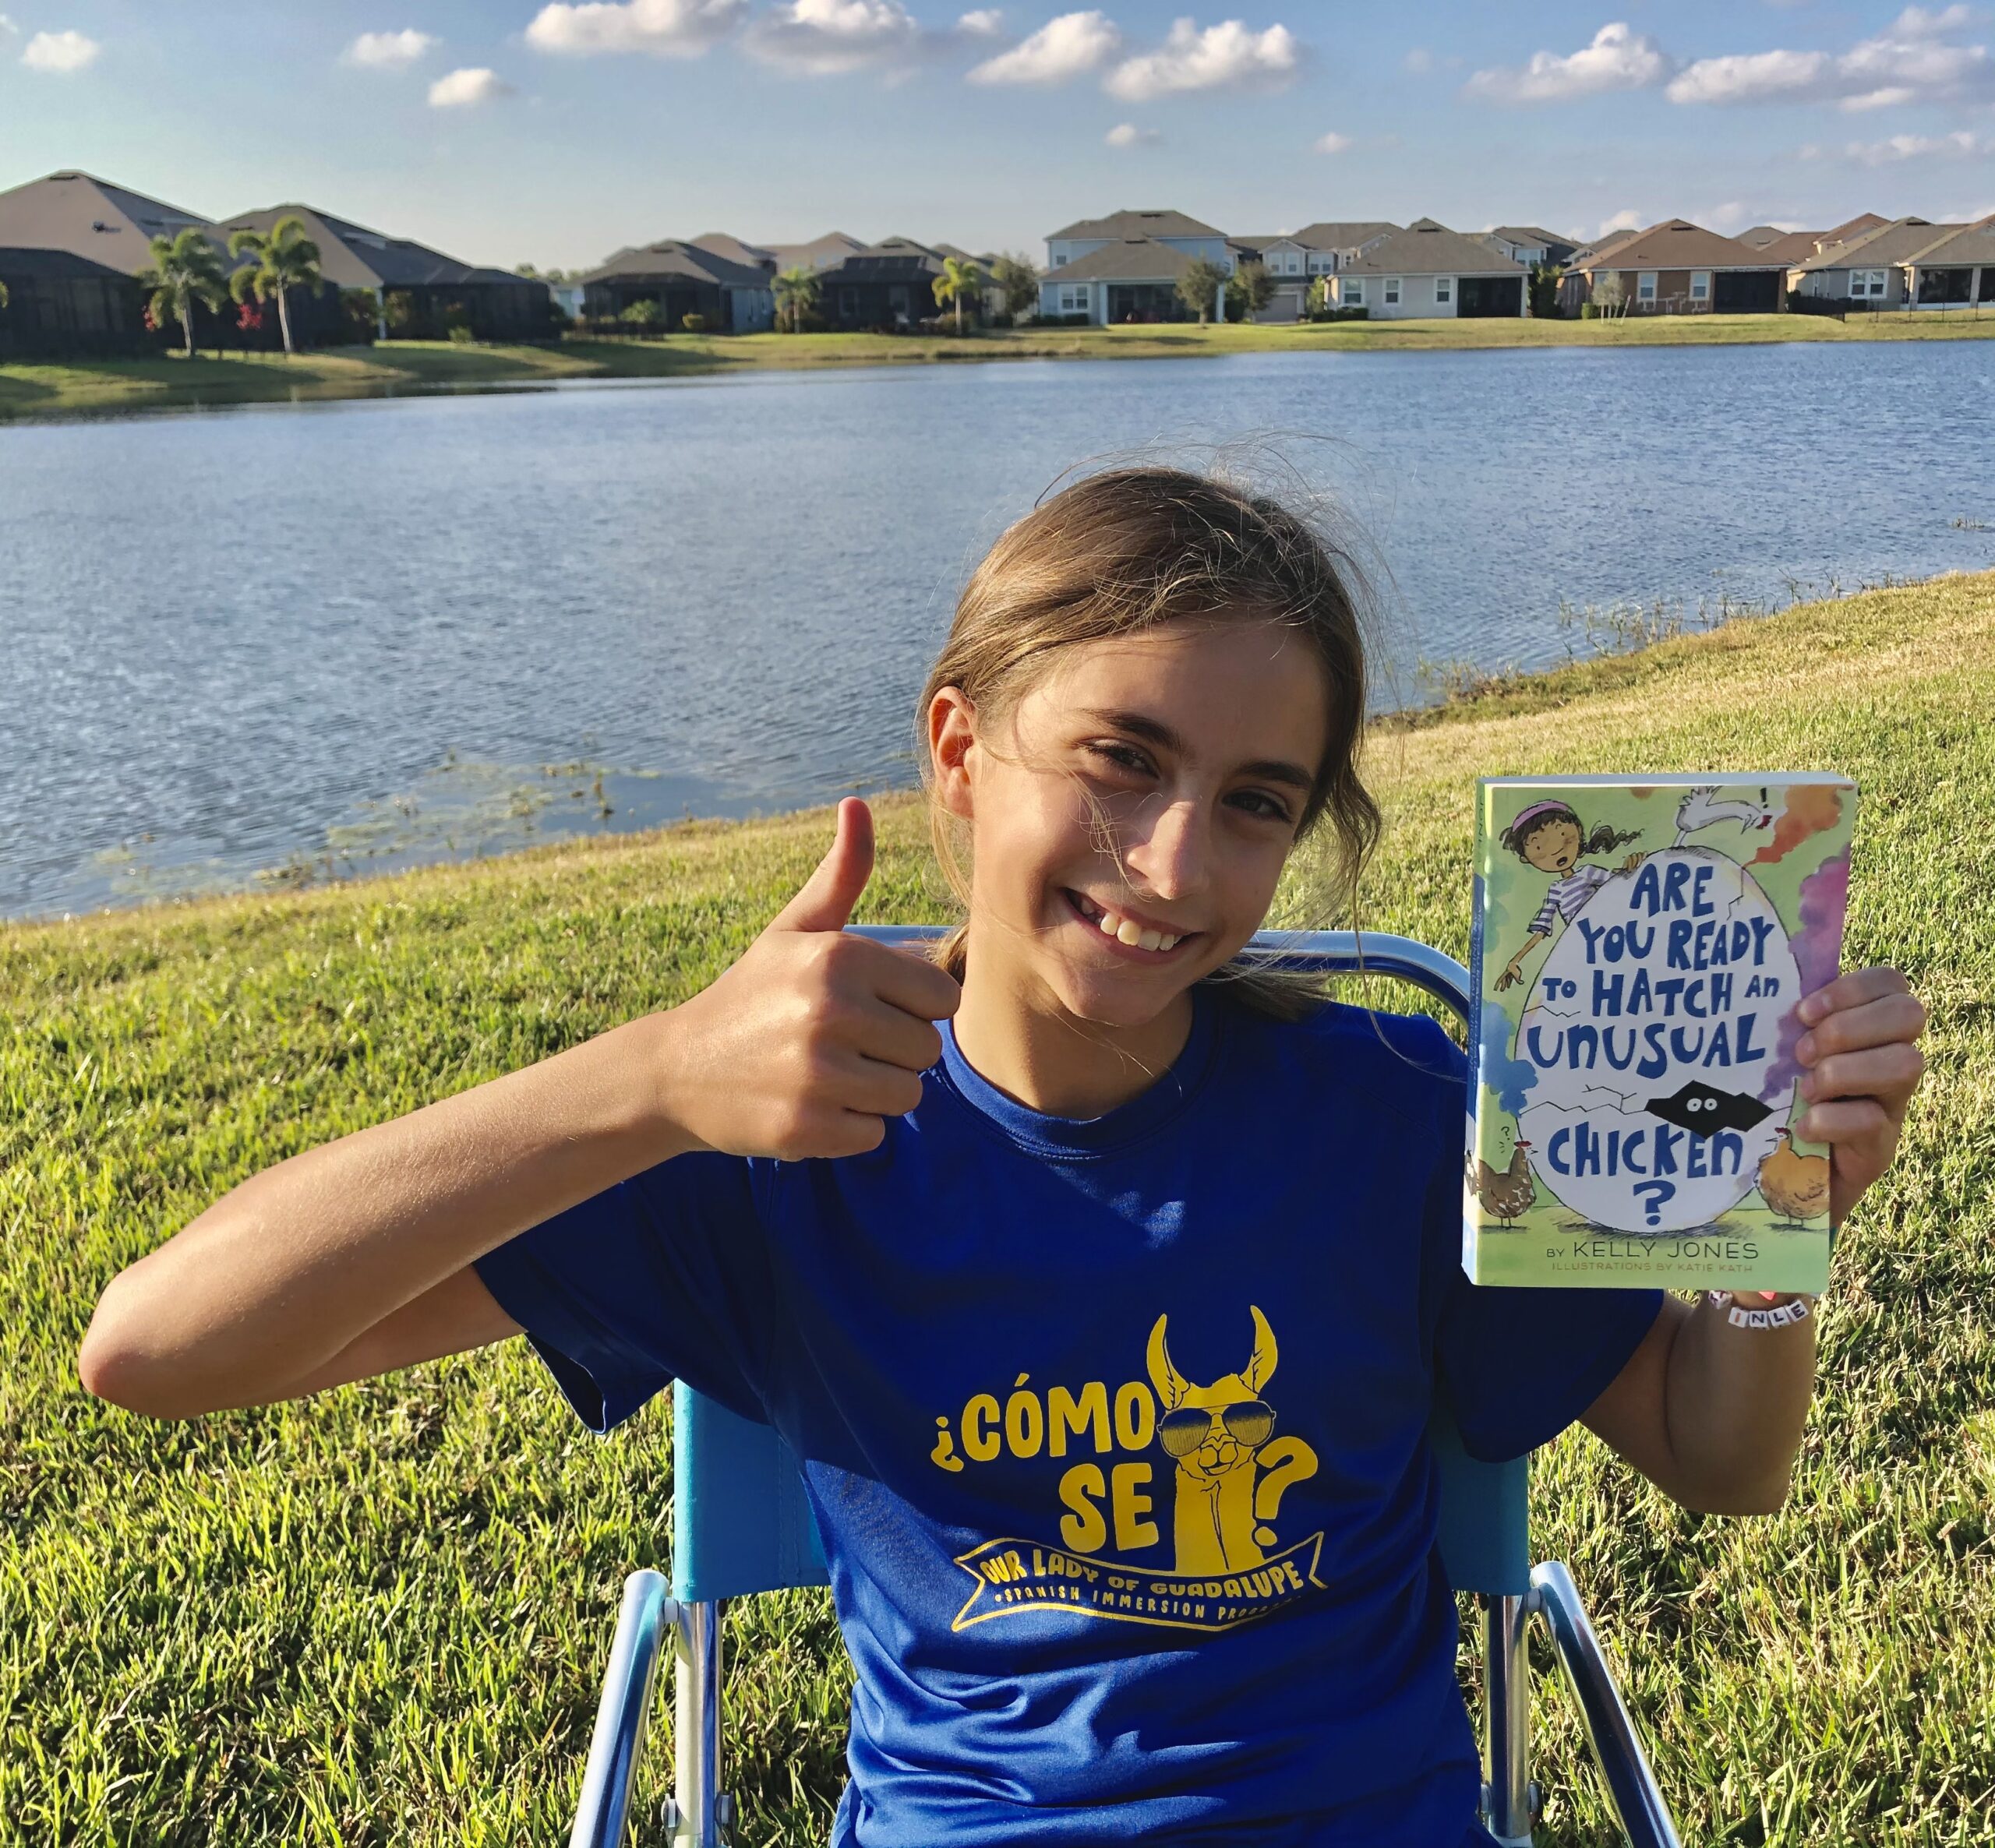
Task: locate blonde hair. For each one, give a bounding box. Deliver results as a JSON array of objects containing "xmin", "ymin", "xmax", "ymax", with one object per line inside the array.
[{"xmin": 917, "ymin": 465, "xmax": 1380, "ymax": 1019}]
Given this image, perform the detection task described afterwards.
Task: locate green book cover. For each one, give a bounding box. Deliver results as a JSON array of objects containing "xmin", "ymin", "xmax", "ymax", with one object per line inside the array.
[{"xmin": 1464, "ymin": 774, "xmax": 1856, "ymax": 1291}]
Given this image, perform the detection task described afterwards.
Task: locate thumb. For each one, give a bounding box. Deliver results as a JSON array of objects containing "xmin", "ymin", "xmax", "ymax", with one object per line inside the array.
[{"xmin": 771, "ymin": 798, "xmax": 875, "ymax": 933}]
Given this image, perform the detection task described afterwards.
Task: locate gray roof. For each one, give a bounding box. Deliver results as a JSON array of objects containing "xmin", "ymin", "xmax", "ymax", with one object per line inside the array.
[
  {"xmin": 1336, "ymin": 218, "xmax": 1528, "ymax": 277},
  {"xmin": 765, "ymin": 231, "xmax": 868, "ymax": 271},
  {"xmin": 218, "ymin": 204, "xmax": 530, "ymax": 288},
  {"xmin": 690, "ymin": 232, "xmax": 776, "ymax": 272},
  {"xmin": 581, "ymin": 239, "xmax": 772, "ymax": 291},
  {"xmin": 1047, "ymin": 208, "xmax": 1222, "ymax": 242},
  {"xmin": 0, "ymin": 169, "xmax": 220, "ymax": 274},
  {"xmin": 819, "ymin": 245, "xmax": 945, "ymax": 283},
  {"xmin": 1291, "ymin": 220, "xmax": 1395, "ymax": 252},
  {"xmin": 1903, "ymin": 215, "xmax": 1995, "ymax": 267},
  {"xmin": 0, "ymin": 245, "xmax": 133, "ymax": 281},
  {"xmin": 1794, "ymin": 217, "xmax": 1965, "ymax": 272},
  {"xmin": 1488, "ymin": 224, "xmax": 1571, "ymax": 248},
  {"xmin": 1040, "ymin": 237, "xmax": 1200, "ymax": 283}
]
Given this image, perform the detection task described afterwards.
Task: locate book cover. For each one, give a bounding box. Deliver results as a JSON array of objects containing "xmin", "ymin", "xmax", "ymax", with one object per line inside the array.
[{"xmin": 1464, "ymin": 774, "xmax": 1856, "ymax": 1292}]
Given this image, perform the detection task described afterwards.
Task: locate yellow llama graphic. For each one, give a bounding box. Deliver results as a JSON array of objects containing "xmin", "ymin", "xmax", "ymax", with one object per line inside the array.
[{"xmin": 1146, "ymin": 1304, "xmax": 1319, "ymax": 1575}]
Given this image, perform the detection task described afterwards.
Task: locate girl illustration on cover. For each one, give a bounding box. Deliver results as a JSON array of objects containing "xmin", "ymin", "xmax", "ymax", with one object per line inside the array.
[{"xmin": 1494, "ymin": 799, "xmax": 1647, "ymax": 991}]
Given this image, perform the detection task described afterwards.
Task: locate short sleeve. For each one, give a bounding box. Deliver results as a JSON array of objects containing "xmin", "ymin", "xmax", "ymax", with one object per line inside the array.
[
  {"xmin": 1415, "ymin": 1028, "xmax": 1664, "ymax": 1463},
  {"xmin": 474, "ymin": 1151, "xmax": 775, "ymax": 1434}
]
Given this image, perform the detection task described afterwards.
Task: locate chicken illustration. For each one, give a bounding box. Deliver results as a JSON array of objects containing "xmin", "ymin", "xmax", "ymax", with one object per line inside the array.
[
  {"xmin": 1674, "ymin": 785, "xmax": 1776, "ymax": 845},
  {"xmin": 1472, "ymin": 1138, "xmax": 1536, "ymax": 1225},
  {"xmin": 1756, "ymin": 1127, "xmax": 1831, "ymax": 1226}
]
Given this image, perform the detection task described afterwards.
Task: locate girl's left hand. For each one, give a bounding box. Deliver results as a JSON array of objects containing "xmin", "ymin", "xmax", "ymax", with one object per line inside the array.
[{"xmin": 1794, "ymin": 966, "xmax": 1926, "ymax": 1226}]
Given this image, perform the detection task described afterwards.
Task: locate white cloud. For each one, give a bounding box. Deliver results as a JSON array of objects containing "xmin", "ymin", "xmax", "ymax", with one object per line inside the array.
[
  {"xmin": 1464, "ymin": 23, "xmax": 1671, "ymax": 103},
  {"xmin": 1667, "ymin": 6, "xmax": 1992, "ymax": 106},
  {"xmin": 1105, "ymin": 17, "xmax": 1301, "ymax": 101},
  {"xmin": 1595, "ymin": 207, "xmax": 1642, "ymax": 238},
  {"xmin": 969, "ymin": 9, "xmax": 1119, "ymax": 83},
  {"xmin": 1312, "ymin": 129, "xmax": 1352, "ymax": 153},
  {"xmin": 1402, "ymin": 46, "xmax": 1432, "ymax": 74},
  {"xmin": 1105, "ymin": 120, "xmax": 1160, "ymax": 145},
  {"xmin": 1843, "ymin": 128, "xmax": 1989, "ymax": 162},
  {"xmin": 958, "ymin": 8, "xmax": 1002, "ymax": 34},
  {"xmin": 1705, "ymin": 199, "xmax": 1750, "ymax": 230},
  {"xmin": 0, "ymin": 14, "xmax": 17, "ymax": 36},
  {"xmin": 427, "ymin": 65, "xmax": 515, "ymax": 104},
  {"xmin": 747, "ymin": 0, "xmax": 921, "ymax": 72},
  {"xmin": 526, "ymin": 0, "xmax": 747, "ymax": 57},
  {"xmin": 344, "ymin": 28, "xmax": 437, "ymax": 68},
  {"xmin": 21, "ymin": 28, "xmax": 100, "ymax": 72}
]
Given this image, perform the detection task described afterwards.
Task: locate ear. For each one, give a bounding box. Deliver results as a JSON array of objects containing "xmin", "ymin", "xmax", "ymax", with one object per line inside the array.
[{"xmin": 927, "ymin": 686, "xmax": 978, "ymax": 821}]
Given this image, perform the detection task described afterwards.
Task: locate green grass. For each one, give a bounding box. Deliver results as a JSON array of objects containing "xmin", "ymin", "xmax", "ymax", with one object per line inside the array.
[
  {"xmin": 5, "ymin": 307, "xmax": 1994, "ymax": 418},
  {"xmin": 4, "ymin": 573, "xmax": 1992, "ymax": 1844}
]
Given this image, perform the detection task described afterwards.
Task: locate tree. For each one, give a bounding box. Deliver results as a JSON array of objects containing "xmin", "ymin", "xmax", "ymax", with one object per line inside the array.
[
  {"xmin": 136, "ymin": 227, "xmax": 228, "ymax": 359},
  {"xmin": 1177, "ymin": 258, "xmax": 1230, "ymax": 326},
  {"xmin": 1591, "ymin": 271, "xmax": 1626, "ymax": 319},
  {"xmin": 932, "ymin": 256, "xmax": 986, "ymax": 334},
  {"xmin": 773, "ymin": 264, "xmax": 819, "ymax": 334},
  {"xmin": 228, "ymin": 216, "xmax": 323, "ymax": 357},
  {"xmin": 1224, "ymin": 259, "xmax": 1275, "ymax": 323},
  {"xmin": 1308, "ymin": 274, "xmax": 1332, "ymax": 316},
  {"xmin": 619, "ymin": 298, "xmax": 662, "ymax": 333},
  {"xmin": 990, "ymin": 252, "xmax": 1040, "ymax": 321},
  {"xmin": 1528, "ymin": 260, "xmax": 1564, "ymax": 320}
]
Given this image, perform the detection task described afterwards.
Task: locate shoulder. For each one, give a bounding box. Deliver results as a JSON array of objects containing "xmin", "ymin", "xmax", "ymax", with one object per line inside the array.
[{"xmin": 1220, "ymin": 989, "xmax": 1464, "ymax": 1134}]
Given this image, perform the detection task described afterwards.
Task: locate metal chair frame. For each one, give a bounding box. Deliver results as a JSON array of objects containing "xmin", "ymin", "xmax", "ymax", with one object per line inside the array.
[{"xmin": 567, "ymin": 929, "xmax": 1684, "ymax": 1848}]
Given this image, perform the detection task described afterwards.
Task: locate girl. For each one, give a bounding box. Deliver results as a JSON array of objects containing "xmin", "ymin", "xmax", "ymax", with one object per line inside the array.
[
  {"xmin": 1495, "ymin": 799, "xmax": 1647, "ymax": 992},
  {"xmin": 80, "ymin": 470, "xmax": 1926, "ymax": 1847}
]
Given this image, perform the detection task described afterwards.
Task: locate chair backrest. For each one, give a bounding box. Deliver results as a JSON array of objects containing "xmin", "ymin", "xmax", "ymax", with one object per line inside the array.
[{"xmin": 669, "ymin": 929, "xmax": 1530, "ymax": 1605}]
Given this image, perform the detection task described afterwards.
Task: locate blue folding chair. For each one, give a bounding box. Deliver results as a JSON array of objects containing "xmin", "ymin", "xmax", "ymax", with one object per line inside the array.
[{"xmin": 566, "ymin": 930, "xmax": 1684, "ymax": 1848}]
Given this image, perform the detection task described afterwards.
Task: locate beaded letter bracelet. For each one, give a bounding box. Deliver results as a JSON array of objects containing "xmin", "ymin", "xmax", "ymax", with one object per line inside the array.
[{"xmin": 1706, "ymin": 1291, "xmax": 1813, "ymax": 1331}]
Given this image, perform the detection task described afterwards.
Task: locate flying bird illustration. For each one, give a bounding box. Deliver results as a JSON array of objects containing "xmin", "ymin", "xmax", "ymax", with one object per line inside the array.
[{"xmin": 1674, "ymin": 785, "xmax": 1776, "ymax": 845}]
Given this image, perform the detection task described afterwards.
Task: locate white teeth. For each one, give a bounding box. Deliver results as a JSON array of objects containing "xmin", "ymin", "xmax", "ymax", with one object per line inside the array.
[
  {"xmin": 1097, "ymin": 909, "xmax": 1119, "ymax": 935},
  {"xmin": 1138, "ymin": 928, "xmax": 1162, "ymax": 952},
  {"xmin": 1158, "ymin": 933, "xmax": 1178, "ymax": 951},
  {"xmin": 1116, "ymin": 919, "xmax": 1143, "ymax": 947}
]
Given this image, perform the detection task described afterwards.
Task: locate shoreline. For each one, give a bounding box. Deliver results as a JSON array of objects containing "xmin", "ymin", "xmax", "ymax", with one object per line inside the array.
[
  {"xmin": 9, "ymin": 566, "xmax": 1990, "ymax": 935},
  {"xmin": 5, "ymin": 310, "xmax": 1994, "ymax": 421}
]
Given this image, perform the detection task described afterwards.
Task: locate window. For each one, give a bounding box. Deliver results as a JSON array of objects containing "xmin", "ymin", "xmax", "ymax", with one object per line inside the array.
[
  {"xmin": 1435, "ymin": 276, "xmax": 1453, "ymax": 305},
  {"xmin": 1056, "ymin": 284, "xmax": 1089, "ymax": 314},
  {"xmin": 1637, "ymin": 272, "xmax": 1658, "ymax": 303},
  {"xmin": 1852, "ymin": 269, "xmax": 1887, "ymax": 299},
  {"xmin": 1343, "ymin": 278, "xmax": 1365, "ymax": 306},
  {"xmin": 1690, "ymin": 271, "xmax": 1710, "ymax": 302},
  {"xmin": 1382, "ymin": 277, "xmax": 1400, "ymax": 305}
]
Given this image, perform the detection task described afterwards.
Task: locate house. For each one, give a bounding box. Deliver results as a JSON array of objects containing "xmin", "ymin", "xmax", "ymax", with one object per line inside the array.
[
  {"xmin": 578, "ymin": 239, "xmax": 774, "ymax": 331},
  {"xmin": 1044, "ymin": 210, "xmax": 1228, "ymax": 273},
  {"xmin": 690, "ymin": 232, "xmax": 779, "ymax": 276},
  {"xmin": 812, "ymin": 238, "xmax": 950, "ymax": 330},
  {"xmin": 1485, "ymin": 225, "xmax": 1578, "ymax": 267},
  {"xmin": 1738, "ymin": 213, "xmax": 1889, "ymax": 268},
  {"xmin": 1789, "ymin": 217, "xmax": 1965, "ymax": 307},
  {"xmin": 1325, "ymin": 219, "xmax": 1528, "ymax": 319},
  {"xmin": 0, "ymin": 169, "xmax": 222, "ymax": 275},
  {"xmin": 1899, "ymin": 216, "xmax": 1995, "ymax": 309},
  {"xmin": 1039, "ymin": 237, "xmax": 1207, "ymax": 325},
  {"xmin": 1225, "ymin": 224, "xmax": 1394, "ymax": 319},
  {"xmin": 1558, "ymin": 220, "xmax": 1790, "ymax": 314},
  {"xmin": 218, "ymin": 203, "xmax": 549, "ymax": 340},
  {"xmin": 764, "ymin": 231, "xmax": 869, "ymax": 273},
  {"xmin": 0, "ymin": 246, "xmax": 145, "ymax": 358}
]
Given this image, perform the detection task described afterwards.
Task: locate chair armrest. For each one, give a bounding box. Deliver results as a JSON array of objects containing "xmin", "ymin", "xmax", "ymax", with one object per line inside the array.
[
  {"xmin": 570, "ymin": 1570, "xmax": 680, "ymax": 1848},
  {"xmin": 1529, "ymin": 1561, "xmax": 1683, "ymax": 1848}
]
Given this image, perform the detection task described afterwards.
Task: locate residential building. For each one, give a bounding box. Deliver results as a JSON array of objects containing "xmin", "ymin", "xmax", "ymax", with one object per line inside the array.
[
  {"xmin": 1217, "ymin": 222, "xmax": 1396, "ymax": 319},
  {"xmin": 1738, "ymin": 213, "xmax": 1888, "ymax": 268},
  {"xmin": 1485, "ymin": 225, "xmax": 1578, "ymax": 266},
  {"xmin": 1559, "ymin": 220, "xmax": 1789, "ymax": 315},
  {"xmin": 690, "ymin": 232, "xmax": 779, "ymax": 277},
  {"xmin": 0, "ymin": 169, "xmax": 221, "ymax": 274},
  {"xmin": 219, "ymin": 203, "xmax": 549, "ymax": 340},
  {"xmin": 1326, "ymin": 219, "xmax": 1528, "ymax": 319},
  {"xmin": 765, "ymin": 231, "xmax": 869, "ymax": 273},
  {"xmin": 1899, "ymin": 217, "xmax": 1995, "ymax": 308},
  {"xmin": 1038, "ymin": 236, "xmax": 1206, "ymax": 325},
  {"xmin": 1044, "ymin": 210, "xmax": 1228, "ymax": 273},
  {"xmin": 1789, "ymin": 217, "xmax": 1965, "ymax": 307},
  {"xmin": 812, "ymin": 238, "xmax": 948, "ymax": 330},
  {"xmin": 0, "ymin": 245, "xmax": 143, "ymax": 357},
  {"xmin": 578, "ymin": 238, "xmax": 774, "ymax": 331}
]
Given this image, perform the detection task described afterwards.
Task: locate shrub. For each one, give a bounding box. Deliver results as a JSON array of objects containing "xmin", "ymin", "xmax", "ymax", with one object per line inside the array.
[
  {"xmin": 1306, "ymin": 305, "xmax": 1368, "ymax": 323},
  {"xmin": 338, "ymin": 288, "xmax": 381, "ymax": 344},
  {"xmin": 1580, "ymin": 302, "xmax": 1601, "ymax": 320},
  {"xmin": 681, "ymin": 312, "xmax": 707, "ymax": 333},
  {"xmin": 619, "ymin": 299, "xmax": 663, "ymax": 333},
  {"xmin": 447, "ymin": 324, "xmax": 477, "ymax": 345}
]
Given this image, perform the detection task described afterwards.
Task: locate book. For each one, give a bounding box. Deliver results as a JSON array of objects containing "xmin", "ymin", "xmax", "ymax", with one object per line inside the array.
[{"xmin": 1464, "ymin": 773, "xmax": 1856, "ymax": 1292}]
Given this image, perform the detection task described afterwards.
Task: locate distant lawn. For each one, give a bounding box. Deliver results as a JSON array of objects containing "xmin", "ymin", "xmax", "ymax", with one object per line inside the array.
[
  {"xmin": 2, "ymin": 571, "xmax": 1991, "ymax": 1844},
  {"xmin": 5, "ymin": 308, "xmax": 1993, "ymax": 419}
]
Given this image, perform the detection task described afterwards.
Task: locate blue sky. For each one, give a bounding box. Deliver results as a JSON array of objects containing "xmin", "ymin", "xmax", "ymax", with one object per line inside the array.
[{"xmin": 2, "ymin": 2, "xmax": 1991, "ymax": 269}]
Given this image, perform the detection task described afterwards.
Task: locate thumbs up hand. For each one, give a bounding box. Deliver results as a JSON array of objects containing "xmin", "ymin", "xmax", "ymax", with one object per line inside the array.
[{"xmin": 657, "ymin": 799, "xmax": 963, "ymax": 1161}]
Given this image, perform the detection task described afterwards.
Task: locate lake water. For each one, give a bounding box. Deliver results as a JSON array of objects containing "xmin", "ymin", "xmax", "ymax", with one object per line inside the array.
[{"xmin": 2, "ymin": 342, "xmax": 1990, "ymax": 920}]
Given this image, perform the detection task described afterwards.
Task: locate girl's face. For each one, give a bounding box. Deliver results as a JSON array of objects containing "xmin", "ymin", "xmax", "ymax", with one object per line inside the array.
[
  {"xmin": 931, "ymin": 619, "xmax": 1331, "ymax": 1031},
  {"xmin": 1523, "ymin": 818, "xmax": 1581, "ymax": 874}
]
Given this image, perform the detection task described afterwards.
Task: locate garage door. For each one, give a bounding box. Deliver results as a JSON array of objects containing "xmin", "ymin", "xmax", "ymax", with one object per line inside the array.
[
  {"xmin": 1713, "ymin": 271, "xmax": 1781, "ymax": 312},
  {"xmin": 1457, "ymin": 275, "xmax": 1523, "ymax": 319}
]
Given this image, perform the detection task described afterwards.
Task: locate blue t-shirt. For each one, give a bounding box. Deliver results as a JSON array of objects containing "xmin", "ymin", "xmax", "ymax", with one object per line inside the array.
[{"xmin": 475, "ymin": 986, "xmax": 1662, "ymax": 1847}]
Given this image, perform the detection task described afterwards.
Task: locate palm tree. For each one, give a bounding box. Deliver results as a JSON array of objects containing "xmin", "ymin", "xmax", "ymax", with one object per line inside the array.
[
  {"xmin": 136, "ymin": 227, "xmax": 229, "ymax": 359},
  {"xmin": 931, "ymin": 256, "xmax": 985, "ymax": 334},
  {"xmin": 228, "ymin": 217, "xmax": 323, "ymax": 358},
  {"xmin": 773, "ymin": 265, "xmax": 819, "ymax": 334}
]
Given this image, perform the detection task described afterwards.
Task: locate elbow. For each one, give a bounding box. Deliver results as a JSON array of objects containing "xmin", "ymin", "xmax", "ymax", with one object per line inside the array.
[{"xmin": 79, "ymin": 1275, "xmax": 201, "ymax": 1420}]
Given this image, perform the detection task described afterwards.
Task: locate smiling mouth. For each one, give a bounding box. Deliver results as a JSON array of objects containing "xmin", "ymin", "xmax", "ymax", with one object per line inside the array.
[{"xmin": 1063, "ymin": 888, "xmax": 1198, "ymax": 958}]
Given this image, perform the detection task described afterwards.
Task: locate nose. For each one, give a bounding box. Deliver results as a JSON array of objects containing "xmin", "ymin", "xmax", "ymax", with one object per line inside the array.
[{"xmin": 1124, "ymin": 796, "xmax": 1209, "ymax": 905}]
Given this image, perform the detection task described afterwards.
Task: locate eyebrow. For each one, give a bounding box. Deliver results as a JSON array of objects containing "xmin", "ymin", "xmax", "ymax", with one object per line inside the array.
[{"xmin": 1083, "ymin": 708, "xmax": 1317, "ymax": 792}]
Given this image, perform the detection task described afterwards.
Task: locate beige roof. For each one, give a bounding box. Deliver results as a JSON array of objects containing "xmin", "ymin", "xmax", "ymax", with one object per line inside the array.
[
  {"xmin": 1291, "ymin": 220, "xmax": 1395, "ymax": 252},
  {"xmin": 1795, "ymin": 217, "xmax": 1965, "ymax": 272},
  {"xmin": 1336, "ymin": 218, "xmax": 1527, "ymax": 277},
  {"xmin": 1904, "ymin": 215, "xmax": 1995, "ymax": 267},
  {"xmin": 580, "ymin": 240, "xmax": 773, "ymax": 291},
  {"xmin": 1040, "ymin": 237, "xmax": 1199, "ymax": 283},
  {"xmin": 1822, "ymin": 212, "xmax": 1890, "ymax": 245},
  {"xmin": 690, "ymin": 232, "xmax": 777, "ymax": 272},
  {"xmin": 1571, "ymin": 219, "xmax": 1781, "ymax": 273},
  {"xmin": 1046, "ymin": 209, "xmax": 1222, "ymax": 242},
  {"xmin": 219, "ymin": 204, "xmax": 529, "ymax": 288},
  {"xmin": 1564, "ymin": 229, "xmax": 1641, "ymax": 270},
  {"xmin": 1749, "ymin": 230, "xmax": 1832, "ymax": 265},
  {"xmin": 765, "ymin": 231, "xmax": 868, "ymax": 271},
  {"xmin": 0, "ymin": 169, "xmax": 219, "ymax": 274},
  {"xmin": 1488, "ymin": 224, "xmax": 1573, "ymax": 249}
]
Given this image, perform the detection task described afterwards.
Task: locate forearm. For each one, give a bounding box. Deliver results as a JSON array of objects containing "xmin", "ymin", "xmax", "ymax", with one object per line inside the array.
[
  {"xmin": 82, "ymin": 1010, "xmax": 696, "ymax": 1414},
  {"xmin": 1661, "ymin": 1293, "xmax": 1817, "ymax": 1513}
]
